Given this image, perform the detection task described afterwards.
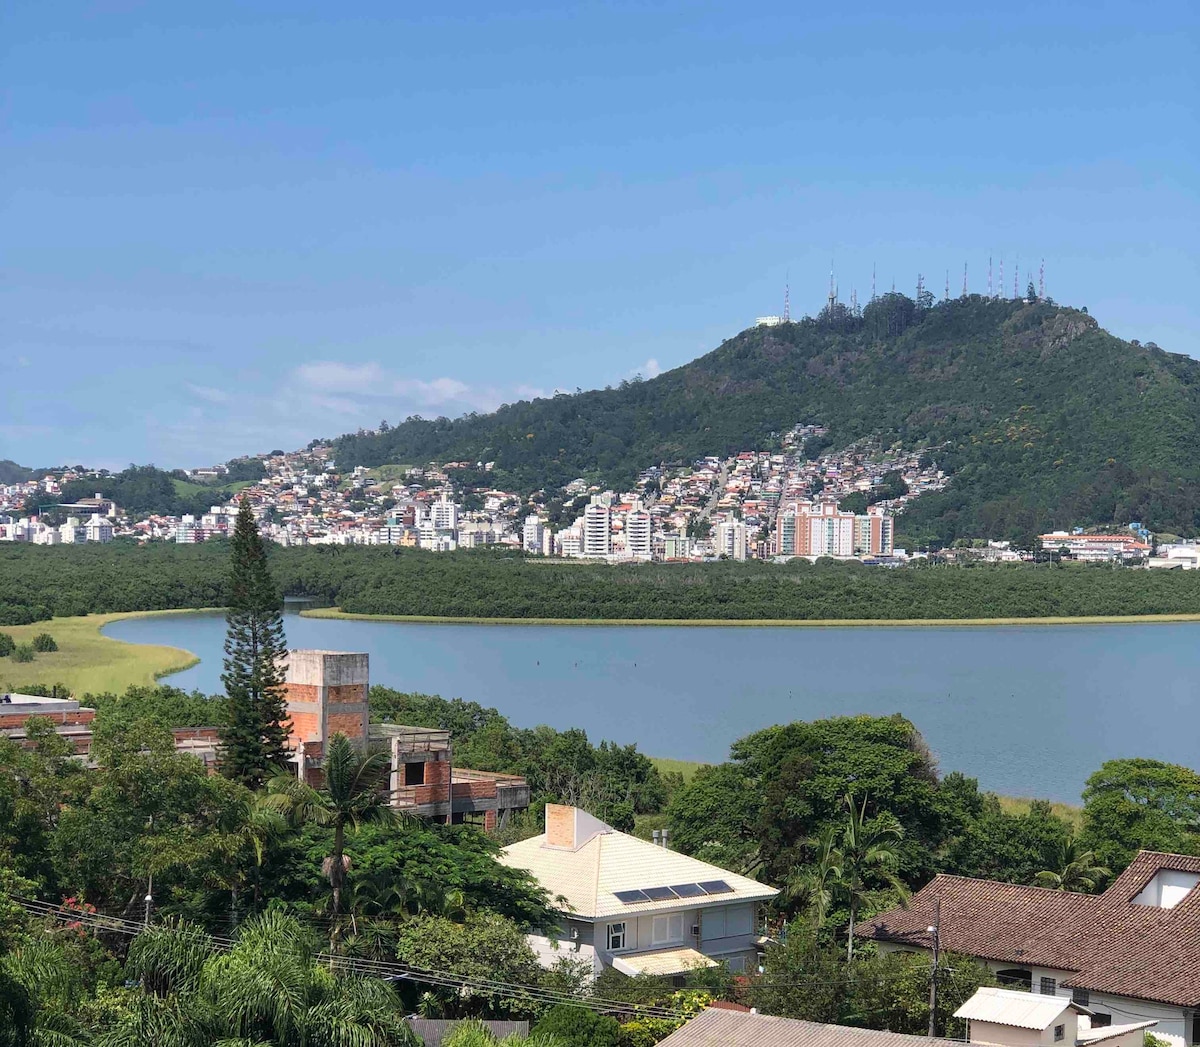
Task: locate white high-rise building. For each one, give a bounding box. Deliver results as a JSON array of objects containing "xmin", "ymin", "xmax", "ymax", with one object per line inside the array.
[
  {"xmin": 59, "ymin": 517, "xmax": 85, "ymax": 544},
  {"xmin": 428, "ymin": 495, "xmax": 459, "ymax": 532},
  {"xmin": 625, "ymin": 501, "xmax": 652, "ymax": 560},
  {"xmin": 716, "ymin": 520, "xmax": 748, "ymax": 560},
  {"xmin": 85, "ymin": 513, "xmax": 113, "ymax": 543},
  {"xmin": 558, "ymin": 528, "xmax": 583, "ymax": 558},
  {"xmin": 522, "ymin": 514, "xmax": 545, "ymax": 555},
  {"xmin": 583, "ymin": 498, "xmax": 612, "ymax": 558}
]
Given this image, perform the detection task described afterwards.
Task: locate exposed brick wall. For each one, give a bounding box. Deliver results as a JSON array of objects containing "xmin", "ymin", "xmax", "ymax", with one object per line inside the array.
[
  {"xmin": 327, "ymin": 684, "xmax": 366, "ymax": 705},
  {"xmin": 0, "ymin": 710, "xmax": 95, "ymax": 729},
  {"xmin": 326, "ymin": 711, "xmax": 366, "ymax": 740},
  {"xmin": 285, "ymin": 683, "xmax": 320, "ymax": 704},
  {"xmin": 288, "ymin": 711, "xmax": 321, "ymax": 744},
  {"xmin": 425, "ymin": 760, "xmax": 451, "ymax": 786},
  {"xmin": 484, "ymin": 810, "xmax": 497, "ymax": 832}
]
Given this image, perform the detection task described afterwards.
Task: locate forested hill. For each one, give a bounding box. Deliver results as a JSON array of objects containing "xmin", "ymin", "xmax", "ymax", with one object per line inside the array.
[
  {"xmin": 0, "ymin": 459, "xmax": 36, "ymax": 485},
  {"xmin": 332, "ymin": 296, "xmax": 1200, "ymax": 543}
]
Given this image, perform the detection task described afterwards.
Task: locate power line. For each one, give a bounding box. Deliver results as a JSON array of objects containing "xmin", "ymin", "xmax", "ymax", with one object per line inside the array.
[{"xmin": 10, "ymin": 896, "xmax": 683, "ymax": 1020}]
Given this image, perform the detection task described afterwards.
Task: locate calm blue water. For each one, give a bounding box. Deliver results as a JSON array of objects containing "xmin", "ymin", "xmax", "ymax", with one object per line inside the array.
[{"xmin": 103, "ymin": 612, "xmax": 1200, "ymax": 803}]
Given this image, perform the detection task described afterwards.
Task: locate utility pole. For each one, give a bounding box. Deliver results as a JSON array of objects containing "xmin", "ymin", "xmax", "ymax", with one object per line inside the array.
[{"xmin": 927, "ymin": 898, "xmax": 942, "ymax": 1037}]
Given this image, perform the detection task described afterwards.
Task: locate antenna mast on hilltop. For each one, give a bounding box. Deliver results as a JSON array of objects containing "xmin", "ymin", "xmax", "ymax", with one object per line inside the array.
[
  {"xmin": 988, "ymin": 255, "xmax": 993, "ymax": 298},
  {"xmin": 1039, "ymin": 259, "xmax": 1045, "ymax": 300},
  {"xmin": 783, "ymin": 272, "xmax": 791, "ymax": 322},
  {"xmin": 1014, "ymin": 257, "xmax": 1020, "ymax": 299},
  {"xmin": 827, "ymin": 260, "xmax": 837, "ymax": 313},
  {"xmin": 962, "ymin": 262, "xmax": 968, "ymax": 298},
  {"xmin": 871, "ymin": 264, "xmax": 877, "ymax": 303},
  {"xmin": 999, "ymin": 256, "xmax": 1004, "ymax": 300},
  {"xmin": 850, "ymin": 287, "xmax": 859, "ymax": 316},
  {"xmin": 945, "ymin": 270, "xmax": 950, "ymax": 302},
  {"xmin": 916, "ymin": 272, "xmax": 924, "ymax": 305}
]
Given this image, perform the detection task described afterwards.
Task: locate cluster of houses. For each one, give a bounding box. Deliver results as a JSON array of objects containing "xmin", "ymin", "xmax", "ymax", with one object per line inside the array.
[
  {"xmin": 5, "ymin": 645, "xmax": 1200, "ymax": 1044},
  {"xmin": 0, "ymin": 425, "xmax": 943, "ymax": 562}
]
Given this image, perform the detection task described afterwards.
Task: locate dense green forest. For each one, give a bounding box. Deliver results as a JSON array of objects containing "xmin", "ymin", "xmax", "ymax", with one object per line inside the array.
[
  {"xmin": 3, "ymin": 542, "xmax": 1200, "ymax": 626},
  {"xmin": 332, "ymin": 296, "xmax": 1200, "ymax": 543}
]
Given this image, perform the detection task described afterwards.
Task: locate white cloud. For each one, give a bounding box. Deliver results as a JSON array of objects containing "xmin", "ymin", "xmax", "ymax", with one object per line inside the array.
[
  {"xmin": 185, "ymin": 383, "xmax": 232, "ymax": 404},
  {"xmin": 293, "ymin": 361, "xmax": 387, "ymax": 394},
  {"xmin": 393, "ymin": 376, "xmax": 472, "ymax": 404},
  {"xmin": 629, "ymin": 358, "xmax": 662, "ymax": 380}
]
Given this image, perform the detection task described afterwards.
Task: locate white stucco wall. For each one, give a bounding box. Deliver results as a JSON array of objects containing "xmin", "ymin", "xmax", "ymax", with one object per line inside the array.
[{"xmin": 875, "ymin": 942, "xmax": 1190, "ymax": 1047}]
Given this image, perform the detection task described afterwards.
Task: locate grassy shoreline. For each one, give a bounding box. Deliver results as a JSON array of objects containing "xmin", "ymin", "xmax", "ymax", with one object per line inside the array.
[
  {"xmin": 301, "ymin": 607, "xmax": 1200, "ymax": 628},
  {"xmin": 0, "ymin": 609, "xmax": 212, "ymax": 695}
]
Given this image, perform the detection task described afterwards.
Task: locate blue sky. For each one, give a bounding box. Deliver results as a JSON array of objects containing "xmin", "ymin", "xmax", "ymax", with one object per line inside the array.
[{"xmin": 3, "ymin": 1, "xmax": 1197, "ymax": 469}]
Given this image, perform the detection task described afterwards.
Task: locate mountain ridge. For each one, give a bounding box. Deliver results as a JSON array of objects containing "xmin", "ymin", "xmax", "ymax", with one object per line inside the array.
[{"xmin": 333, "ymin": 295, "xmax": 1200, "ymax": 544}]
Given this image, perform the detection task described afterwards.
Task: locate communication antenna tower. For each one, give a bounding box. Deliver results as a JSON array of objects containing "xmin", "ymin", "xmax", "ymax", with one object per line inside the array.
[
  {"xmin": 850, "ymin": 287, "xmax": 859, "ymax": 316},
  {"xmin": 962, "ymin": 262, "xmax": 968, "ymax": 298},
  {"xmin": 1039, "ymin": 259, "xmax": 1045, "ymax": 301},
  {"xmin": 945, "ymin": 270, "xmax": 950, "ymax": 301},
  {"xmin": 999, "ymin": 256, "xmax": 1004, "ymax": 300},
  {"xmin": 988, "ymin": 255, "xmax": 993, "ymax": 298},
  {"xmin": 871, "ymin": 264, "xmax": 877, "ymax": 302},
  {"xmin": 783, "ymin": 272, "xmax": 791, "ymax": 322},
  {"xmin": 827, "ymin": 260, "xmax": 837, "ymax": 313},
  {"xmin": 1014, "ymin": 257, "xmax": 1019, "ymax": 300},
  {"xmin": 916, "ymin": 272, "xmax": 924, "ymax": 305}
]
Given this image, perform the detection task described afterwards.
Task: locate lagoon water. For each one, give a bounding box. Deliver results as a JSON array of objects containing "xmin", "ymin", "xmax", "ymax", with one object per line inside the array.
[{"xmin": 103, "ymin": 612, "xmax": 1200, "ymax": 803}]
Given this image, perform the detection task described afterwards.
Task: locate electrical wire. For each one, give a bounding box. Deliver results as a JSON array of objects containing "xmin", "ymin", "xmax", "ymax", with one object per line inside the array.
[{"xmin": 9, "ymin": 896, "xmax": 684, "ymax": 1019}]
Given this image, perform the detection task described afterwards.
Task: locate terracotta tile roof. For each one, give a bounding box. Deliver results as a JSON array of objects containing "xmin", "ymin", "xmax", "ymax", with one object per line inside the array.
[{"xmin": 861, "ymin": 850, "xmax": 1200, "ymax": 1006}]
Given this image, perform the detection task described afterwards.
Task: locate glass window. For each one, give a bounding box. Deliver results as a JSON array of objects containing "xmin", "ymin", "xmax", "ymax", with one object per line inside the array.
[
  {"xmin": 1071, "ymin": 988, "xmax": 1090, "ymax": 1007},
  {"xmin": 652, "ymin": 914, "xmax": 684, "ymax": 945},
  {"xmin": 1054, "ymin": 1025, "xmax": 1064, "ymax": 1042},
  {"xmin": 606, "ymin": 922, "xmax": 626, "ymax": 951},
  {"xmin": 1040, "ymin": 977, "xmax": 1057, "ymax": 996}
]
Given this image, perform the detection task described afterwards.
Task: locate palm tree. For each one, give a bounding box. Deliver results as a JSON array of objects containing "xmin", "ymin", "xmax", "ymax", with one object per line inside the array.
[
  {"xmin": 1035, "ymin": 836, "xmax": 1111, "ymax": 893},
  {"xmin": 785, "ymin": 826, "xmax": 842, "ymax": 932},
  {"xmin": 109, "ymin": 912, "xmax": 418, "ymax": 1047},
  {"xmin": 265, "ymin": 733, "xmax": 400, "ymax": 946},
  {"xmin": 835, "ymin": 794, "xmax": 907, "ymax": 961}
]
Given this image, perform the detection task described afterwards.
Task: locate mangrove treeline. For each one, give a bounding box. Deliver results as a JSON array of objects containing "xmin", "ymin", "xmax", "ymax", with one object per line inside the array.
[{"xmin": 3, "ymin": 542, "xmax": 1200, "ymax": 624}]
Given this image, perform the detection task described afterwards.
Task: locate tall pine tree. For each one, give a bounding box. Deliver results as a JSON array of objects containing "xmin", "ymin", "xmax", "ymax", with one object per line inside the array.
[{"xmin": 219, "ymin": 499, "xmax": 291, "ymax": 788}]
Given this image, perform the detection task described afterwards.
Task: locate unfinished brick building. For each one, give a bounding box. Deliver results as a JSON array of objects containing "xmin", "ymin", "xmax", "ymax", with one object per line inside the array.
[
  {"xmin": 283, "ymin": 650, "xmax": 529, "ymax": 831},
  {"xmin": 2, "ymin": 651, "xmax": 529, "ymax": 833}
]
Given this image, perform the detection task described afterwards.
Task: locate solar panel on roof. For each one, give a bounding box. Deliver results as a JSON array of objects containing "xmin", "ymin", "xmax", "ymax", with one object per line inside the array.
[
  {"xmin": 642, "ymin": 886, "xmax": 679, "ymax": 902},
  {"xmin": 668, "ymin": 883, "xmax": 705, "ymax": 898},
  {"xmin": 698, "ymin": 880, "xmax": 733, "ymax": 895},
  {"xmin": 613, "ymin": 889, "xmax": 649, "ymax": 904}
]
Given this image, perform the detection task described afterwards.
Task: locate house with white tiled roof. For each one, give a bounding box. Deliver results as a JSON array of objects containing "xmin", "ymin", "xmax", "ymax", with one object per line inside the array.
[{"xmin": 499, "ymin": 805, "xmax": 778, "ymax": 978}]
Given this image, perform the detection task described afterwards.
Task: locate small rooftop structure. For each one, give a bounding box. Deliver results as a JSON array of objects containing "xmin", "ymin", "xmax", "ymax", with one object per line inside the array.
[{"xmin": 955, "ymin": 987, "xmax": 1156, "ymax": 1047}]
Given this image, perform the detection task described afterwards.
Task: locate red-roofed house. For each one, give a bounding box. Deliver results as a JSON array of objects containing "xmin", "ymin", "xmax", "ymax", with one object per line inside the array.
[{"xmin": 862, "ymin": 851, "xmax": 1200, "ymax": 1046}]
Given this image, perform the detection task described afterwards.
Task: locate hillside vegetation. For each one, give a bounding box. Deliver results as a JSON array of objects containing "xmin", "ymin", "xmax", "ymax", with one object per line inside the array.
[
  {"xmin": 333, "ymin": 296, "xmax": 1200, "ymax": 543},
  {"xmin": 3, "ymin": 542, "xmax": 1199, "ymax": 625}
]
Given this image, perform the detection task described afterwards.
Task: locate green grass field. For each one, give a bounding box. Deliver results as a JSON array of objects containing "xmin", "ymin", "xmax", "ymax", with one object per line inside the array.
[
  {"xmin": 649, "ymin": 756, "xmax": 707, "ymax": 782},
  {"xmin": 996, "ymin": 794, "xmax": 1084, "ymax": 828},
  {"xmin": 0, "ymin": 612, "xmax": 204, "ymax": 696}
]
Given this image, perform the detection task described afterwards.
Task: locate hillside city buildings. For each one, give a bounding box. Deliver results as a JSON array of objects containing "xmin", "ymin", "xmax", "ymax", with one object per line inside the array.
[{"xmin": 0, "ymin": 424, "xmax": 1177, "ymax": 564}]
